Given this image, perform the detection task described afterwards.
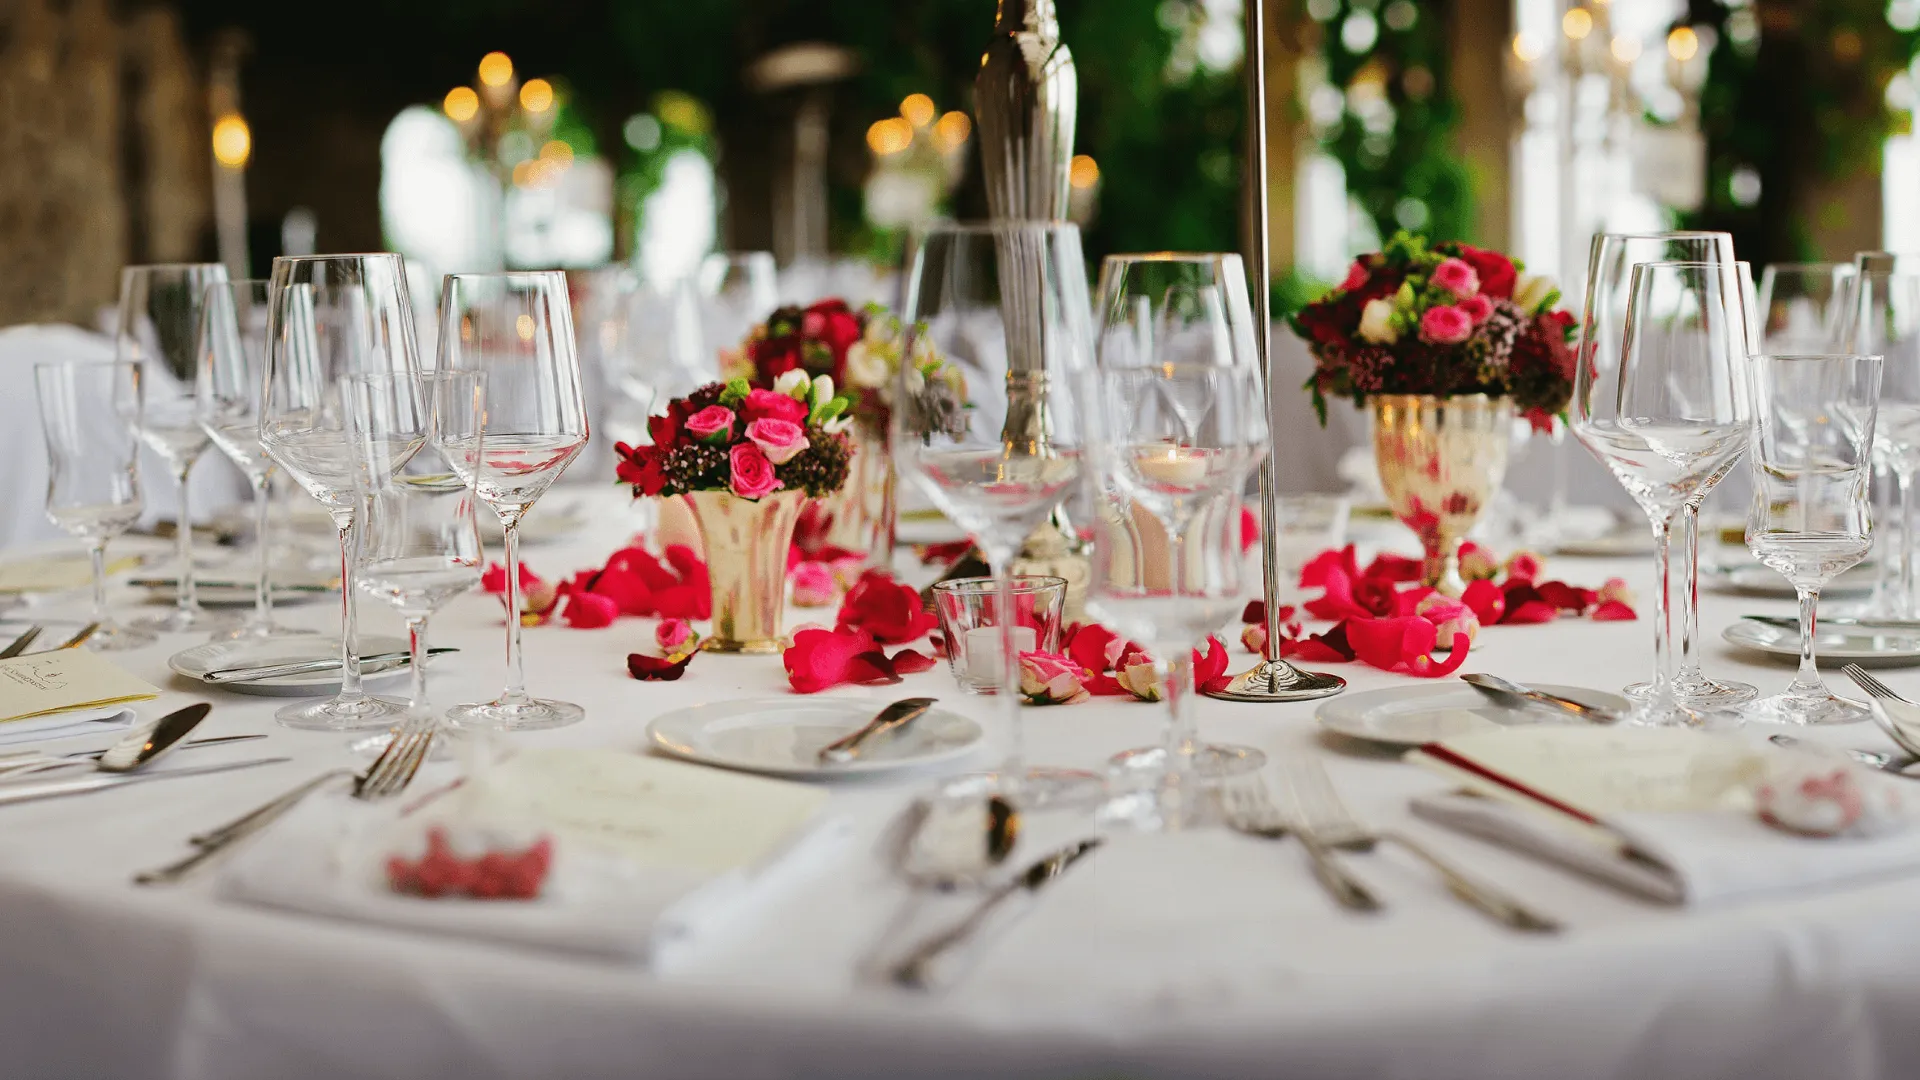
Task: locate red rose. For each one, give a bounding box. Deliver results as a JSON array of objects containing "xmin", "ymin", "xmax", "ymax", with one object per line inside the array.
[
  {"xmin": 836, "ymin": 569, "xmax": 937, "ymax": 644},
  {"xmin": 803, "ymin": 299, "xmax": 863, "ymax": 363},
  {"xmin": 741, "ymin": 388, "xmax": 809, "ymax": 425},
  {"xmin": 1453, "ymin": 245, "xmax": 1517, "ymax": 300},
  {"xmin": 750, "ymin": 337, "xmax": 804, "ymax": 381}
]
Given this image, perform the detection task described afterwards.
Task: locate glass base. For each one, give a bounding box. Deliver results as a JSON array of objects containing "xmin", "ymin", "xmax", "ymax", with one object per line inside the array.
[
  {"xmin": 84, "ymin": 621, "xmax": 157, "ymax": 652},
  {"xmin": 275, "ymin": 693, "xmax": 408, "ymax": 731},
  {"xmin": 1626, "ymin": 673, "xmax": 1759, "ymax": 707},
  {"xmin": 934, "ymin": 766, "xmax": 1105, "ymax": 812},
  {"xmin": 1745, "ymin": 690, "xmax": 1873, "ymax": 726},
  {"xmin": 1620, "ymin": 698, "xmax": 1746, "ymax": 729},
  {"xmin": 136, "ymin": 605, "xmax": 238, "ymax": 634},
  {"xmin": 1098, "ymin": 744, "xmax": 1268, "ymax": 832},
  {"xmin": 444, "ymin": 697, "xmax": 585, "ymax": 732},
  {"xmin": 349, "ymin": 727, "xmax": 456, "ymax": 762},
  {"xmin": 1108, "ymin": 742, "xmax": 1268, "ymax": 779}
]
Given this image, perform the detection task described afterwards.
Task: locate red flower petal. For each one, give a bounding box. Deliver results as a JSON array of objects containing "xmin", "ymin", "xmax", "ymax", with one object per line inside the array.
[
  {"xmin": 1362, "ymin": 553, "xmax": 1424, "ymax": 584},
  {"xmin": 1405, "ymin": 632, "xmax": 1474, "ymax": 677},
  {"xmin": 561, "ymin": 591, "xmax": 619, "ymax": 629},
  {"xmin": 1193, "ymin": 635, "xmax": 1232, "ymax": 693},
  {"xmin": 836, "ymin": 570, "xmax": 937, "ymax": 645},
  {"xmin": 586, "ymin": 567, "xmax": 655, "ymax": 616},
  {"xmin": 1504, "ymin": 600, "xmax": 1559, "ymax": 624},
  {"xmin": 1281, "ymin": 621, "xmax": 1356, "ymax": 662},
  {"xmin": 1535, "ymin": 579, "xmax": 1595, "ymax": 612},
  {"xmin": 1462, "ymin": 578, "xmax": 1506, "ymax": 625},
  {"xmin": 1300, "ymin": 545, "xmax": 1359, "ymax": 589},
  {"xmin": 626, "ymin": 652, "xmax": 693, "ymax": 681},
  {"xmin": 1239, "ymin": 505, "xmax": 1260, "ymax": 554},
  {"xmin": 889, "ymin": 648, "xmax": 937, "ymax": 674},
  {"xmin": 1067, "ymin": 622, "xmax": 1125, "ymax": 674},
  {"xmin": 1591, "ymin": 600, "xmax": 1638, "ymax": 621},
  {"xmin": 783, "ymin": 627, "xmax": 878, "ymax": 693}
]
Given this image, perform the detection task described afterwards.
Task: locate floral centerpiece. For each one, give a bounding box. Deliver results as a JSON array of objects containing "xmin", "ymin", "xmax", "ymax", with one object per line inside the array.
[
  {"xmin": 1289, "ymin": 232, "xmax": 1577, "ymax": 595},
  {"xmin": 613, "ymin": 373, "xmax": 853, "ymax": 653}
]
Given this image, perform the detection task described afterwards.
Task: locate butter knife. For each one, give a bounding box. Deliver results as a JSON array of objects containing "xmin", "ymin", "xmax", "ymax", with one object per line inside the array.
[
  {"xmin": 891, "ymin": 837, "xmax": 1102, "ymax": 989},
  {"xmin": 202, "ymin": 648, "xmax": 459, "ymax": 684},
  {"xmin": 1743, "ymin": 614, "xmax": 1920, "ymax": 632},
  {"xmin": 0, "ymin": 756, "xmax": 289, "ymax": 806},
  {"xmin": 819, "ymin": 697, "xmax": 937, "ymax": 764}
]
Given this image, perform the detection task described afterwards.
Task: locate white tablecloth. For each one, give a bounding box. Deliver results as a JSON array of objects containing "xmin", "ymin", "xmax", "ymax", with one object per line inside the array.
[{"xmin": 2, "ymin": 487, "xmax": 1918, "ymax": 1080}]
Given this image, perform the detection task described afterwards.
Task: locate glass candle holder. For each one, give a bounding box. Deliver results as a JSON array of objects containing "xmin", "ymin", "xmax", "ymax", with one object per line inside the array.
[{"xmin": 933, "ymin": 575, "xmax": 1067, "ymax": 694}]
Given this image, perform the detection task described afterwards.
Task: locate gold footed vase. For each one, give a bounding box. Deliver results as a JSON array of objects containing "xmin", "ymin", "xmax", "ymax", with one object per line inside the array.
[
  {"xmin": 1371, "ymin": 393, "xmax": 1512, "ymax": 597},
  {"xmin": 684, "ymin": 489, "xmax": 808, "ymax": 653},
  {"xmin": 809, "ymin": 421, "xmax": 895, "ymax": 564}
]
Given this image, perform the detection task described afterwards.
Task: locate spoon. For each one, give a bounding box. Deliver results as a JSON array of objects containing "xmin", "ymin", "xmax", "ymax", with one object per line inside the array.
[
  {"xmin": 819, "ymin": 697, "xmax": 937, "ymax": 764},
  {"xmin": 1461, "ymin": 673, "xmax": 1621, "ymax": 725},
  {"xmin": 2, "ymin": 704, "xmax": 214, "ymax": 780}
]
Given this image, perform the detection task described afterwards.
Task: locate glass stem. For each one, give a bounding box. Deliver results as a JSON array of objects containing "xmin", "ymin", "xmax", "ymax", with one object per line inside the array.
[
  {"xmin": 336, "ymin": 516, "xmax": 364, "ymax": 701},
  {"xmin": 1676, "ymin": 504, "xmax": 1702, "ymax": 679},
  {"xmin": 1160, "ymin": 650, "xmax": 1198, "ymax": 765},
  {"xmin": 173, "ymin": 469, "xmax": 195, "ymax": 615},
  {"xmin": 1789, "ymin": 585, "xmax": 1826, "ymax": 697},
  {"xmin": 88, "ymin": 541, "xmax": 109, "ymax": 625},
  {"xmin": 251, "ymin": 475, "xmax": 274, "ymax": 628},
  {"xmin": 407, "ymin": 614, "xmax": 430, "ymax": 714},
  {"xmin": 1648, "ymin": 511, "xmax": 1677, "ymax": 707},
  {"xmin": 501, "ymin": 520, "xmax": 529, "ymax": 705},
  {"xmin": 991, "ymin": 555, "xmax": 1025, "ymax": 786},
  {"xmin": 1900, "ymin": 470, "xmax": 1916, "ymax": 617}
]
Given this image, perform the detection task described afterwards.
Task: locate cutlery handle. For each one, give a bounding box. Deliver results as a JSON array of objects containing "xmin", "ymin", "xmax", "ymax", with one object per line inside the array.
[
  {"xmin": 1383, "ymin": 830, "xmax": 1560, "ymax": 933},
  {"xmin": 891, "ymin": 882, "xmax": 1025, "ymax": 988},
  {"xmin": 189, "ymin": 768, "xmax": 351, "ymax": 847},
  {"xmin": 1298, "ymin": 833, "xmax": 1382, "ymax": 912},
  {"xmin": 136, "ymin": 787, "xmax": 312, "ymax": 885}
]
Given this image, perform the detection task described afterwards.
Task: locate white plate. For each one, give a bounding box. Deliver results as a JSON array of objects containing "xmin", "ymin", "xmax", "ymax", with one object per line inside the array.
[
  {"xmin": 1722, "ymin": 619, "xmax": 1920, "ymax": 667},
  {"xmin": 1552, "ymin": 530, "xmax": 1655, "ymax": 558},
  {"xmin": 646, "ymin": 697, "xmax": 985, "ymax": 778},
  {"xmin": 1703, "ymin": 562, "xmax": 1876, "ymax": 599},
  {"xmin": 141, "ymin": 582, "xmax": 333, "ymax": 608},
  {"xmin": 169, "ymin": 635, "xmax": 411, "ymax": 696},
  {"xmin": 1316, "ymin": 682, "xmax": 1631, "ymax": 748}
]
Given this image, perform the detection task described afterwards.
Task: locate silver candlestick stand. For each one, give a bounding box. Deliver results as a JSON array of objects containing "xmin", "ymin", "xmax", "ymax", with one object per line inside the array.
[{"xmin": 1206, "ymin": 0, "xmax": 1344, "ymax": 703}]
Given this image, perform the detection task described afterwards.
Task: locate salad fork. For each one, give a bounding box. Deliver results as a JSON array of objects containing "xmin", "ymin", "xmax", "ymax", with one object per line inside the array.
[{"xmin": 1223, "ymin": 775, "xmax": 1381, "ymax": 912}]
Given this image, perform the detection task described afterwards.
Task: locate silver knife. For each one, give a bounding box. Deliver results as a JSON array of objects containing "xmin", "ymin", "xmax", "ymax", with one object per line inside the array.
[
  {"xmin": 819, "ymin": 697, "xmax": 936, "ymax": 764},
  {"xmin": 0, "ymin": 756, "xmax": 289, "ymax": 806},
  {"xmin": 1743, "ymin": 614, "xmax": 1920, "ymax": 632},
  {"xmin": 203, "ymin": 648, "xmax": 459, "ymax": 684},
  {"xmin": 891, "ymin": 837, "xmax": 1102, "ymax": 989},
  {"xmin": 129, "ymin": 577, "xmax": 333, "ymax": 592}
]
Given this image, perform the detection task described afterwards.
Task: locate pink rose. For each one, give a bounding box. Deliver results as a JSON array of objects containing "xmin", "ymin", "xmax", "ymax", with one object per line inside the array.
[
  {"xmin": 790, "ymin": 561, "xmax": 836, "ymax": 607},
  {"xmin": 745, "ymin": 417, "xmax": 810, "ymax": 465},
  {"xmin": 1414, "ymin": 592, "xmax": 1481, "ymax": 648},
  {"xmin": 742, "ymin": 388, "xmax": 809, "ymax": 425},
  {"xmin": 1339, "ymin": 260, "xmax": 1370, "ymax": 292},
  {"xmin": 655, "ymin": 617, "xmax": 694, "ymax": 652},
  {"xmin": 1457, "ymin": 540, "xmax": 1499, "ymax": 581},
  {"xmin": 727, "ymin": 443, "xmax": 783, "ymax": 500},
  {"xmin": 1597, "ymin": 576, "xmax": 1634, "ymax": 606},
  {"xmin": 1431, "ymin": 257, "xmax": 1480, "ymax": 298},
  {"xmin": 1018, "ymin": 651, "xmax": 1091, "ymax": 705},
  {"xmin": 1458, "ymin": 295, "xmax": 1493, "ymax": 323},
  {"xmin": 1113, "ymin": 648, "xmax": 1163, "ymax": 702},
  {"xmin": 1419, "ymin": 305, "xmax": 1474, "ymax": 345},
  {"xmin": 1504, "ymin": 550, "xmax": 1545, "ymax": 583},
  {"xmin": 686, "ymin": 405, "xmax": 736, "ymax": 444}
]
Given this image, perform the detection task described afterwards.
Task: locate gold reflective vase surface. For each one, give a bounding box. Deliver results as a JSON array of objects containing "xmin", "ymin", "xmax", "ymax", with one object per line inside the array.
[
  {"xmin": 1370, "ymin": 394, "xmax": 1513, "ymax": 597},
  {"xmin": 684, "ymin": 489, "xmax": 807, "ymax": 654}
]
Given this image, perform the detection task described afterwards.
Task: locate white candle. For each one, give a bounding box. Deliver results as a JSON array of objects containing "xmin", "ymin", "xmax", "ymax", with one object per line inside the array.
[
  {"xmin": 965, "ymin": 625, "xmax": 1036, "ymax": 684},
  {"xmin": 1136, "ymin": 445, "xmax": 1207, "ymax": 484}
]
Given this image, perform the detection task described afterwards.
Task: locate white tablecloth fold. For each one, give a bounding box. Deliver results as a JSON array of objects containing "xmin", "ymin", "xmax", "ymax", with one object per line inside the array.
[
  {"xmin": 0, "ymin": 706, "xmax": 137, "ymax": 746},
  {"xmin": 217, "ymin": 792, "xmax": 853, "ymax": 965},
  {"xmin": 1412, "ymin": 790, "xmax": 1920, "ymax": 906}
]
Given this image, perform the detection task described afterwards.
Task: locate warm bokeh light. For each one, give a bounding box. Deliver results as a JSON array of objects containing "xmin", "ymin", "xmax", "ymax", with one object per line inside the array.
[
  {"xmin": 933, "ymin": 110, "xmax": 972, "ymax": 151},
  {"xmin": 539, "ymin": 139, "xmax": 574, "ymax": 165},
  {"xmin": 519, "ymin": 78, "xmax": 554, "ymax": 112},
  {"xmin": 1667, "ymin": 26, "xmax": 1699, "ymax": 61},
  {"xmin": 1563, "ymin": 8, "xmax": 1593, "ymax": 40},
  {"xmin": 866, "ymin": 117, "xmax": 914, "ymax": 156},
  {"xmin": 443, "ymin": 86, "xmax": 480, "ymax": 123},
  {"xmin": 516, "ymin": 315, "xmax": 536, "ymax": 341},
  {"xmin": 478, "ymin": 51, "xmax": 514, "ymax": 87},
  {"xmin": 1069, "ymin": 154, "xmax": 1099, "ymax": 190},
  {"xmin": 211, "ymin": 113, "xmax": 251, "ymax": 168},
  {"xmin": 1610, "ymin": 35, "xmax": 1642, "ymax": 62},
  {"xmin": 899, "ymin": 93, "xmax": 936, "ymax": 128},
  {"xmin": 1511, "ymin": 32, "xmax": 1545, "ymax": 63}
]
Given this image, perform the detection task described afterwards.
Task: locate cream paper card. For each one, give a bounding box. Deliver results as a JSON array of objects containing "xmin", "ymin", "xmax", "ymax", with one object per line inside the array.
[
  {"xmin": 1412, "ymin": 726, "xmax": 1759, "ymax": 819},
  {"xmin": 0, "ymin": 648, "xmax": 161, "ymax": 722},
  {"xmin": 0, "ymin": 555, "xmax": 140, "ymax": 593},
  {"xmin": 457, "ymin": 749, "xmax": 829, "ymax": 873}
]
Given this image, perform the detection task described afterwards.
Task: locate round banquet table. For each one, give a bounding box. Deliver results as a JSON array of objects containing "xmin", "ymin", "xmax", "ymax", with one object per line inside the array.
[{"xmin": 2, "ymin": 489, "xmax": 1919, "ymax": 1080}]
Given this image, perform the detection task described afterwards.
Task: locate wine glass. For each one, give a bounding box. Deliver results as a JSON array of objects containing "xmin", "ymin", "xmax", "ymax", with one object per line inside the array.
[
  {"xmin": 343, "ymin": 371, "xmax": 484, "ymax": 727},
  {"xmin": 1757, "ymin": 262, "xmax": 1855, "ymax": 351},
  {"xmin": 34, "ymin": 360, "xmax": 154, "ymax": 651},
  {"xmin": 116, "ymin": 263, "xmax": 233, "ymax": 633},
  {"xmin": 697, "ymin": 250, "xmax": 777, "ymax": 365},
  {"xmin": 1083, "ymin": 364, "xmax": 1270, "ymax": 828},
  {"xmin": 1835, "ymin": 256, "xmax": 1920, "ymax": 617},
  {"xmin": 259, "ymin": 253, "xmax": 421, "ymax": 730},
  {"xmin": 439, "ymin": 271, "xmax": 590, "ymax": 731},
  {"xmin": 1744, "ymin": 353, "xmax": 1881, "ymax": 724},
  {"xmin": 1578, "ymin": 233, "xmax": 1754, "ymax": 707},
  {"xmin": 1573, "ymin": 260, "xmax": 1753, "ymax": 726},
  {"xmin": 196, "ymin": 279, "xmax": 313, "ymax": 641},
  {"xmin": 891, "ymin": 221, "xmax": 1099, "ymax": 807}
]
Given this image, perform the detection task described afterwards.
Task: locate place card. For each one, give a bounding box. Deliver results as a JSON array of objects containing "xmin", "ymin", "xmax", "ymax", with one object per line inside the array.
[
  {"xmin": 0, "ymin": 648, "xmax": 160, "ymax": 722},
  {"xmin": 0, "ymin": 554, "xmax": 140, "ymax": 593},
  {"xmin": 457, "ymin": 749, "xmax": 829, "ymax": 872}
]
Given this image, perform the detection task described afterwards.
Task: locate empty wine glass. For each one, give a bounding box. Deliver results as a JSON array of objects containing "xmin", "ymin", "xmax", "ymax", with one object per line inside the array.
[
  {"xmin": 439, "ymin": 271, "xmax": 590, "ymax": 731},
  {"xmin": 1084, "ymin": 364, "xmax": 1271, "ymax": 829},
  {"xmin": 344, "ymin": 371, "xmax": 485, "ymax": 727},
  {"xmin": 1757, "ymin": 262, "xmax": 1855, "ymax": 351},
  {"xmin": 259, "ymin": 253, "xmax": 421, "ymax": 730},
  {"xmin": 1578, "ymin": 233, "xmax": 1755, "ymax": 707},
  {"xmin": 117, "ymin": 263, "xmax": 232, "ymax": 633},
  {"xmin": 1574, "ymin": 260, "xmax": 1753, "ymax": 726},
  {"xmin": 892, "ymin": 221, "xmax": 1099, "ymax": 807},
  {"xmin": 196, "ymin": 279, "xmax": 312, "ymax": 641},
  {"xmin": 697, "ymin": 250, "xmax": 778, "ymax": 360},
  {"xmin": 1744, "ymin": 353, "xmax": 1881, "ymax": 725},
  {"xmin": 34, "ymin": 361, "xmax": 153, "ymax": 651},
  {"xmin": 1835, "ymin": 255, "xmax": 1920, "ymax": 617}
]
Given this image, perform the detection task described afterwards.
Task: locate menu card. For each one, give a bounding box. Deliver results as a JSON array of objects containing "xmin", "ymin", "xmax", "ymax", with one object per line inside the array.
[
  {"xmin": 0, "ymin": 555, "xmax": 140, "ymax": 593},
  {"xmin": 455, "ymin": 749, "xmax": 830, "ymax": 872},
  {"xmin": 0, "ymin": 648, "xmax": 160, "ymax": 722}
]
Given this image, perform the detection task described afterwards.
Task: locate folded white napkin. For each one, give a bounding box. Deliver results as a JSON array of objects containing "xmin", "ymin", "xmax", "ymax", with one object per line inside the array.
[
  {"xmin": 0, "ymin": 706, "xmax": 137, "ymax": 746},
  {"xmin": 217, "ymin": 792, "xmax": 848, "ymax": 963},
  {"xmin": 1412, "ymin": 790, "xmax": 1920, "ymax": 905}
]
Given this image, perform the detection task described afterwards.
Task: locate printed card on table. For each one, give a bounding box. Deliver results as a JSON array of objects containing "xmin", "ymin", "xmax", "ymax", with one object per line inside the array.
[{"xmin": 0, "ymin": 648, "xmax": 161, "ymax": 722}]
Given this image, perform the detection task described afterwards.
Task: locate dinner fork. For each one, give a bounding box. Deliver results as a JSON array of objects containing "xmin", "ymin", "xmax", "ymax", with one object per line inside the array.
[
  {"xmin": 0, "ymin": 625, "xmax": 43, "ymax": 659},
  {"xmin": 1841, "ymin": 665, "xmax": 1920, "ymax": 760},
  {"xmin": 1222, "ymin": 776, "xmax": 1381, "ymax": 912},
  {"xmin": 133, "ymin": 715, "xmax": 437, "ymax": 885},
  {"xmin": 1289, "ymin": 755, "xmax": 1562, "ymax": 933}
]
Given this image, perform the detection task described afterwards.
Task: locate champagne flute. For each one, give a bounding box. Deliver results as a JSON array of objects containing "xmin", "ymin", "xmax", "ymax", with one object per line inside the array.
[
  {"xmin": 117, "ymin": 263, "xmax": 233, "ymax": 633},
  {"xmin": 344, "ymin": 371, "xmax": 484, "ymax": 727},
  {"xmin": 1573, "ymin": 260, "xmax": 1753, "ymax": 726},
  {"xmin": 259, "ymin": 253, "xmax": 421, "ymax": 730},
  {"xmin": 34, "ymin": 360, "xmax": 154, "ymax": 651},
  {"xmin": 196, "ymin": 279, "xmax": 313, "ymax": 641},
  {"xmin": 439, "ymin": 271, "xmax": 590, "ymax": 731},
  {"xmin": 1744, "ymin": 353, "xmax": 1881, "ymax": 724},
  {"xmin": 1578, "ymin": 233, "xmax": 1754, "ymax": 707},
  {"xmin": 891, "ymin": 221, "xmax": 1100, "ymax": 807}
]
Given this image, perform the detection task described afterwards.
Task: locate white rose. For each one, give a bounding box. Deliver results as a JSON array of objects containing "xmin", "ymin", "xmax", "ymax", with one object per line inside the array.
[
  {"xmin": 1514, "ymin": 273, "xmax": 1556, "ymax": 314},
  {"xmin": 1358, "ymin": 297, "xmax": 1398, "ymax": 344},
  {"xmin": 810, "ymin": 373, "xmax": 836, "ymax": 406},
  {"xmin": 773, "ymin": 369, "xmax": 811, "ymax": 397},
  {"xmin": 844, "ymin": 341, "xmax": 889, "ymax": 389}
]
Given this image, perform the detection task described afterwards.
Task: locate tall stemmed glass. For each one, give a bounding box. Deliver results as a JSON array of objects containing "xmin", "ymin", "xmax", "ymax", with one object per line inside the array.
[
  {"xmin": 1757, "ymin": 263, "xmax": 1855, "ymax": 351},
  {"xmin": 1835, "ymin": 256, "xmax": 1920, "ymax": 616},
  {"xmin": 117, "ymin": 263, "xmax": 232, "ymax": 633},
  {"xmin": 34, "ymin": 361, "xmax": 154, "ymax": 651},
  {"xmin": 259, "ymin": 253, "xmax": 420, "ymax": 730},
  {"xmin": 1744, "ymin": 353, "xmax": 1881, "ymax": 724},
  {"xmin": 344, "ymin": 371, "xmax": 485, "ymax": 726},
  {"xmin": 1578, "ymin": 233, "xmax": 1754, "ymax": 706},
  {"xmin": 440, "ymin": 271, "xmax": 590, "ymax": 731},
  {"xmin": 1084, "ymin": 365, "xmax": 1270, "ymax": 828},
  {"xmin": 892, "ymin": 222, "xmax": 1100, "ymax": 806},
  {"xmin": 197, "ymin": 279, "xmax": 311, "ymax": 641},
  {"xmin": 1573, "ymin": 260, "xmax": 1753, "ymax": 726}
]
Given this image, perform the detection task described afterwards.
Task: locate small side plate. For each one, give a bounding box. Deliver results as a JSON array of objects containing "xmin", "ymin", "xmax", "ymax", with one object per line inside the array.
[
  {"xmin": 1703, "ymin": 562, "xmax": 1876, "ymax": 599},
  {"xmin": 169, "ymin": 635, "xmax": 412, "ymax": 696},
  {"xmin": 1722, "ymin": 620, "xmax": 1920, "ymax": 668},
  {"xmin": 1316, "ymin": 682, "xmax": 1631, "ymax": 748},
  {"xmin": 646, "ymin": 698, "xmax": 985, "ymax": 779}
]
